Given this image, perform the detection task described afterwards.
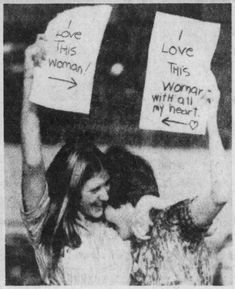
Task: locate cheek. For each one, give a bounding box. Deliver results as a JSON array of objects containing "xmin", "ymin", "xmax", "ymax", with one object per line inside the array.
[
  {"xmin": 80, "ymin": 191, "xmax": 96, "ymax": 205},
  {"xmin": 105, "ymin": 206, "xmax": 120, "ymax": 224},
  {"xmin": 119, "ymin": 226, "xmax": 130, "ymax": 240},
  {"xmin": 105, "ymin": 209, "xmax": 130, "ymax": 239},
  {"xmin": 105, "ymin": 207, "xmax": 130, "ymax": 234}
]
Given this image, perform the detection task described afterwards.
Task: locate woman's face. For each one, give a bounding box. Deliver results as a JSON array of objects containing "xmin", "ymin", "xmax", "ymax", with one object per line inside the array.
[
  {"xmin": 80, "ymin": 170, "xmax": 110, "ymax": 219},
  {"xmin": 105, "ymin": 203, "xmax": 134, "ymax": 240}
]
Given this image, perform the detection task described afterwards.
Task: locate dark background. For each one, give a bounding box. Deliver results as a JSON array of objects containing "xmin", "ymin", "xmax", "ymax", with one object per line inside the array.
[{"xmin": 4, "ymin": 3, "xmax": 231, "ymax": 148}]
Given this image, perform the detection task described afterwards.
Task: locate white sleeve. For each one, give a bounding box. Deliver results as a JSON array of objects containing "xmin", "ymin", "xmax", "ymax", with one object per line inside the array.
[{"xmin": 21, "ymin": 184, "xmax": 50, "ymax": 247}]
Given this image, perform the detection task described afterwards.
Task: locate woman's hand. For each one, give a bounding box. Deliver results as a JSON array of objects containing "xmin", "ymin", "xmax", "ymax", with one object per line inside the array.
[
  {"xmin": 24, "ymin": 34, "xmax": 47, "ymax": 80},
  {"xmin": 200, "ymin": 83, "xmax": 220, "ymax": 130},
  {"xmin": 131, "ymin": 195, "xmax": 174, "ymax": 240}
]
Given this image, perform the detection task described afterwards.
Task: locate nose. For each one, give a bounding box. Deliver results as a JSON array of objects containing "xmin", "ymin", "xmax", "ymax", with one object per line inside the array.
[{"xmin": 99, "ymin": 186, "xmax": 109, "ymax": 201}]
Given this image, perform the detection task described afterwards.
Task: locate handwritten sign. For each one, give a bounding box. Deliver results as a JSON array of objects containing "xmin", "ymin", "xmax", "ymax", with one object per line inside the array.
[
  {"xmin": 30, "ymin": 5, "xmax": 112, "ymax": 113},
  {"xmin": 139, "ymin": 12, "xmax": 220, "ymax": 135}
]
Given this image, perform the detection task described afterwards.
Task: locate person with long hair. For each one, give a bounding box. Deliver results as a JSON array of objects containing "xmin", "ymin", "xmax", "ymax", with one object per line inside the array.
[
  {"xmin": 105, "ymin": 87, "xmax": 229, "ymax": 285},
  {"xmin": 21, "ymin": 35, "xmax": 132, "ymax": 285},
  {"xmin": 21, "ymin": 35, "xmax": 229, "ymax": 286}
]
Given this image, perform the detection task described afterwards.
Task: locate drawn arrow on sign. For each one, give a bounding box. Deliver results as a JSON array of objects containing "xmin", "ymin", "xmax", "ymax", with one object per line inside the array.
[
  {"xmin": 162, "ymin": 117, "xmax": 188, "ymax": 127},
  {"xmin": 162, "ymin": 117, "xmax": 198, "ymax": 130},
  {"xmin": 48, "ymin": 76, "xmax": 78, "ymax": 89}
]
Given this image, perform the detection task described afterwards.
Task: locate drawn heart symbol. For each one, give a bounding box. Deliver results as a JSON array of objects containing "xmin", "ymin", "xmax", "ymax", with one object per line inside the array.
[{"xmin": 189, "ymin": 120, "xmax": 198, "ymax": 130}]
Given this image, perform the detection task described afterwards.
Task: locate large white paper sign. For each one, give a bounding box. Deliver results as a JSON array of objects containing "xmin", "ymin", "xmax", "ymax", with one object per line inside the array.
[
  {"xmin": 30, "ymin": 5, "xmax": 112, "ymax": 113},
  {"xmin": 139, "ymin": 12, "xmax": 220, "ymax": 135}
]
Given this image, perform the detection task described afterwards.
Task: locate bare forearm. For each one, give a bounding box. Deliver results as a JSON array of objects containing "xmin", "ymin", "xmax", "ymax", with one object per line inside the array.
[
  {"xmin": 190, "ymin": 90, "xmax": 229, "ymax": 227},
  {"xmin": 208, "ymin": 118, "xmax": 229, "ymax": 205},
  {"xmin": 21, "ymin": 77, "xmax": 43, "ymax": 167},
  {"xmin": 21, "ymin": 41, "xmax": 47, "ymax": 211}
]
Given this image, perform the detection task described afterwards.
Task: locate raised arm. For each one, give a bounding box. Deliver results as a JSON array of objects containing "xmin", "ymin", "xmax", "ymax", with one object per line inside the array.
[
  {"xmin": 190, "ymin": 86, "xmax": 230, "ymax": 227},
  {"xmin": 21, "ymin": 35, "xmax": 47, "ymax": 211}
]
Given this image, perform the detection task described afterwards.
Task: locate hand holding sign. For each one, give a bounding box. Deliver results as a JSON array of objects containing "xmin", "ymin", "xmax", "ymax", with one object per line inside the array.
[
  {"xmin": 30, "ymin": 5, "xmax": 112, "ymax": 113},
  {"xmin": 200, "ymin": 81, "xmax": 221, "ymax": 126},
  {"xmin": 24, "ymin": 34, "xmax": 47, "ymax": 79},
  {"xmin": 139, "ymin": 12, "xmax": 220, "ymax": 135}
]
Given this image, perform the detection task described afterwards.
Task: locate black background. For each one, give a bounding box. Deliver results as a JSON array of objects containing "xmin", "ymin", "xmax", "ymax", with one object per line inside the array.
[{"xmin": 4, "ymin": 4, "xmax": 231, "ymax": 148}]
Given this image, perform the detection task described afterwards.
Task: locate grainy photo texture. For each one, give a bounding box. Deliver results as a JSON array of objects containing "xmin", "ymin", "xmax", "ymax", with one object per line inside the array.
[{"xmin": 4, "ymin": 3, "xmax": 232, "ymax": 286}]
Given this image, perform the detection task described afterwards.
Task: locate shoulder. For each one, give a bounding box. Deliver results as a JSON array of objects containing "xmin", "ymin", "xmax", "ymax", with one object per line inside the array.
[{"xmin": 150, "ymin": 198, "xmax": 208, "ymax": 244}]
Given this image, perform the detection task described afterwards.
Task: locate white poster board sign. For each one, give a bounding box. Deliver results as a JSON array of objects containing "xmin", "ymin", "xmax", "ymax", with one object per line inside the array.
[
  {"xmin": 139, "ymin": 12, "xmax": 220, "ymax": 135},
  {"xmin": 30, "ymin": 5, "xmax": 112, "ymax": 113}
]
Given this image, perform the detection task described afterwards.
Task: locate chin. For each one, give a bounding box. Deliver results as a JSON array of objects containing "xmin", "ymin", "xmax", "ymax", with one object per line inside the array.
[
  {"xmin": 93, "ymin": 212, "xmax": 103, "ymax": 219},
  {"xmin": 119, "ymin": 232, "xmax": 129, "ymax": 240},
  {"xmin": 119, "ymin": 228, "xmax": 131, "ymax": 240},
  {"xmin": 90, "ymin": 208, "xmax": 104, "ymax": 219}
]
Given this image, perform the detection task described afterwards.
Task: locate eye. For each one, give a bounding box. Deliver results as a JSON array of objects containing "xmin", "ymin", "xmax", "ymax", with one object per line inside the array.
[
  {"xmin": 90, "ymin": 186, "xmax": 101, "ymax": 194},
  {"xmin": 105, "ymin": 180, "xmax": 110, "ymax": 191}
]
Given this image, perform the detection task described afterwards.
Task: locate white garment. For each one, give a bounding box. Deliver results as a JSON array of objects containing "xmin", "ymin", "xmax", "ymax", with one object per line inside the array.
[
  {"xmin": 21, "ymin": 187, "xmax": 132, "ymax": 285},
  {"xmin": 62, "ymin": 222, "xmax": 131, "ymax": 285}
]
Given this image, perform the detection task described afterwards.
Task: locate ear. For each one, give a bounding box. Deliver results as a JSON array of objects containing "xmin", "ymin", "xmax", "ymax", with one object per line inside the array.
[{"xmin": 131, "ymin": 199, "xmax": 153, "ymax": 240}]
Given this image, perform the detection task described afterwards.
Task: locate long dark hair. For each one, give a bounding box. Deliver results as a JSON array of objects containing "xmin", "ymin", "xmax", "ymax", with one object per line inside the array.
[
  {"xmin": 41, "ymin": 138, "xmax": 108, "ymax": 270},
  {"xmin": 105, "ymin": 146, "xmax": 159, "ymax": 208}
]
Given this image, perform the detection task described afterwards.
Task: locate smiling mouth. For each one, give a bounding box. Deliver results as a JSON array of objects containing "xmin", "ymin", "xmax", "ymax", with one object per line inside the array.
[
  {"xmin": 93, "ymin": 201, "xmax": 108, "ymax": 209},
  {"xmin": 92, "ymin": 204, "xmax": 104, "ymax": 211}
]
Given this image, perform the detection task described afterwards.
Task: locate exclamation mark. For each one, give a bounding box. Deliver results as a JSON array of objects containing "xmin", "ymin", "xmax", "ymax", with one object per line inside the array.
[
  {"xmin": 179, "ymin": 30, "xmax": 183, "ymax": 41},
  {"xmin": 68, "ymin": 20, "xmax": 72, "ymax": 29},
  {"xmin": 84, "ymin": 62, "xmax": 91, "ymax": 75}
]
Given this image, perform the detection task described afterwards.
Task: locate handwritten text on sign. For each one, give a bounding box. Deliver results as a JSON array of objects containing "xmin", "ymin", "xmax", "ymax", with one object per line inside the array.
[
  {"xmin": 30, "ymin": 5, "xmax": 112, "ymax": 113},
  {"xmin": 139, "ymin": 12, "xmax": 220, "ymax": 135}
]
